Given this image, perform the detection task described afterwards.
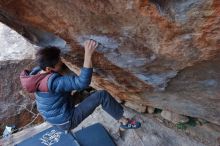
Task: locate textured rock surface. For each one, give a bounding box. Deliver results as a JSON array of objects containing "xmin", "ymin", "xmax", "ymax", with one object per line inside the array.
[
  {"xmin": 0, "ymin": 23, "xmax": 36, "ymax": 61},
  {"xmin": 148, "ymin": 54, "xmax": 220, "ymax": 125},
  {"xmin": 0, "ymin": 60, "xmax": 43, "ymax": 135},
  {"xmin": 0, "ymin": 60, "xmax": 34, "ymax": 120},
  {"xmin": 0, "ymin": 0, "xmax": 219, "ymax": 125}
]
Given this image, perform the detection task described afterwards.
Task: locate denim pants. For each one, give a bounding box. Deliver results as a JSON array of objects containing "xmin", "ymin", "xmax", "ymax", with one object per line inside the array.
[{"xmin": 56, "ymin": 90, "xmax": 124, "ymax": 131}]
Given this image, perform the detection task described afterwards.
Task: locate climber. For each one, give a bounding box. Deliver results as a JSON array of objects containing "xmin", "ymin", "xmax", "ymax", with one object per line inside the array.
[{"xmin": 20, "ymin": 39, "xmax": 141, "ymax": 132}]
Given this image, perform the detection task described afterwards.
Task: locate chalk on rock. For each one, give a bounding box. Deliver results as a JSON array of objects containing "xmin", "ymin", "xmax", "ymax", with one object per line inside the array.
[{"xmin": 76, "ymin": 35, "xmax": 119, "ymax": 53}]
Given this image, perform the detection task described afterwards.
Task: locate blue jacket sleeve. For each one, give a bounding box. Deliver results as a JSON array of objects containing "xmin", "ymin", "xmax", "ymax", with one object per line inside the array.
[{"xmin": 50, "ymin": 67, "xmax": 93, "ymax": 92}]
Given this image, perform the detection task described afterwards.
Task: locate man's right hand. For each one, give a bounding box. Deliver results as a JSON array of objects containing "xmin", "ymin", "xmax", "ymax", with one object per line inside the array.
[
  {"xmin": 84, "ymin": 39, "xmax": 98, "ymax": 57},
  {"xmin": 83, "ymin": 40, "xmax": 98, "ymax": 68}
]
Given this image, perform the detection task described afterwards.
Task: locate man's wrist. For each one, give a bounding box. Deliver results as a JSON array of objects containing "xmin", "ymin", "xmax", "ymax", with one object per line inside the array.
[{"xmin": 85, "ymin": 53, "xmax": 92, "ymax": 58}]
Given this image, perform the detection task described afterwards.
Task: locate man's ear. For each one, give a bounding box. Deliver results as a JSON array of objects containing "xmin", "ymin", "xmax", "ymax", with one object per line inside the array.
[{"xmin": 45, "ymin": 67, "xmax": 52, "ymax": 73}]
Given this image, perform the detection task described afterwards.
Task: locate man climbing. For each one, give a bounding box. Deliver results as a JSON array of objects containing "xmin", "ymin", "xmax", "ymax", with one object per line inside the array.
[{"xmin": 20, "ymin": 40, "xmax": 141, "ymax": 132}]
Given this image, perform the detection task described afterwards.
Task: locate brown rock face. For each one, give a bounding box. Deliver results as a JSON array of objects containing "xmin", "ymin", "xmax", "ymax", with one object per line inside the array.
[
  {"xmin": 0, "ymin": 0, "xmax": 219, "ymax": 125},
  {"xmin": 0, "ymin": 60, "xmax": 35, "ymax": 120},
  {"xmin": 0, "ymin": 60, "xmax": 44, "ymax": 135}
]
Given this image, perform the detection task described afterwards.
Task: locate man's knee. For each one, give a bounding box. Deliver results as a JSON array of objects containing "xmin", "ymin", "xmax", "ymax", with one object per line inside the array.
[
  {"xmin": 95, "ymin": 90, "xmax": 111, "ymax": 100},
  {"xmin": 98, "ymin": 90, "xmax": 110, "ymax": 96},
  {"xmin": 98, "ymin": 90, "xmax": 108, "ymax": 94}
]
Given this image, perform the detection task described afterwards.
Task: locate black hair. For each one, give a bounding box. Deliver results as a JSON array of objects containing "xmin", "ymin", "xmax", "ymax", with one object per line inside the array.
[{"xmin": 36, "ymin": 46, "xmax": 61, "ymax": 70}]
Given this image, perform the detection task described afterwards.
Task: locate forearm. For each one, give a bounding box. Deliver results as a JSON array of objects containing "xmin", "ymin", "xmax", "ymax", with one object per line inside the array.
[{"xmin": 83, "ymin": 54, "xmax": 93, "ymax": 68}]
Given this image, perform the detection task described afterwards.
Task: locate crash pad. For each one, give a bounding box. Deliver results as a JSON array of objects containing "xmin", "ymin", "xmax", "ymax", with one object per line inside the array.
[{"xmin": 16, "ymin": 123, "xmax": 116, "ymax": 146}]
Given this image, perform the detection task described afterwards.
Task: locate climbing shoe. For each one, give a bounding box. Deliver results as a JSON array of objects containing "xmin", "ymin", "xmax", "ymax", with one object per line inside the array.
[{"xmin": 120, "ymin": 118, "xmax": 141, "ymax": 130}]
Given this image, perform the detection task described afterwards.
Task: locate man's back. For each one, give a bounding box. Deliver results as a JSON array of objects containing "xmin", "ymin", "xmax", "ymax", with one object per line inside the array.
[{"xmin": 20, "ymin": 66, "xmax": 93, "ymax": 125}]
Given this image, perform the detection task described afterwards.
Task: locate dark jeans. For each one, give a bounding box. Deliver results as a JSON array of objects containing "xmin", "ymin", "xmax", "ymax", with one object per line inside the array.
[{"xmin": 56, "ymin": 90, "xmax": 124, "ymax": 131}]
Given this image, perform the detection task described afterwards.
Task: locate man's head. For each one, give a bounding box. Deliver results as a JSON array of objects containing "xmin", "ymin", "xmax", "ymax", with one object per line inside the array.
[{"xmin": 36, "ymin": 46, "xmax": 63, "ymax": 73}]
